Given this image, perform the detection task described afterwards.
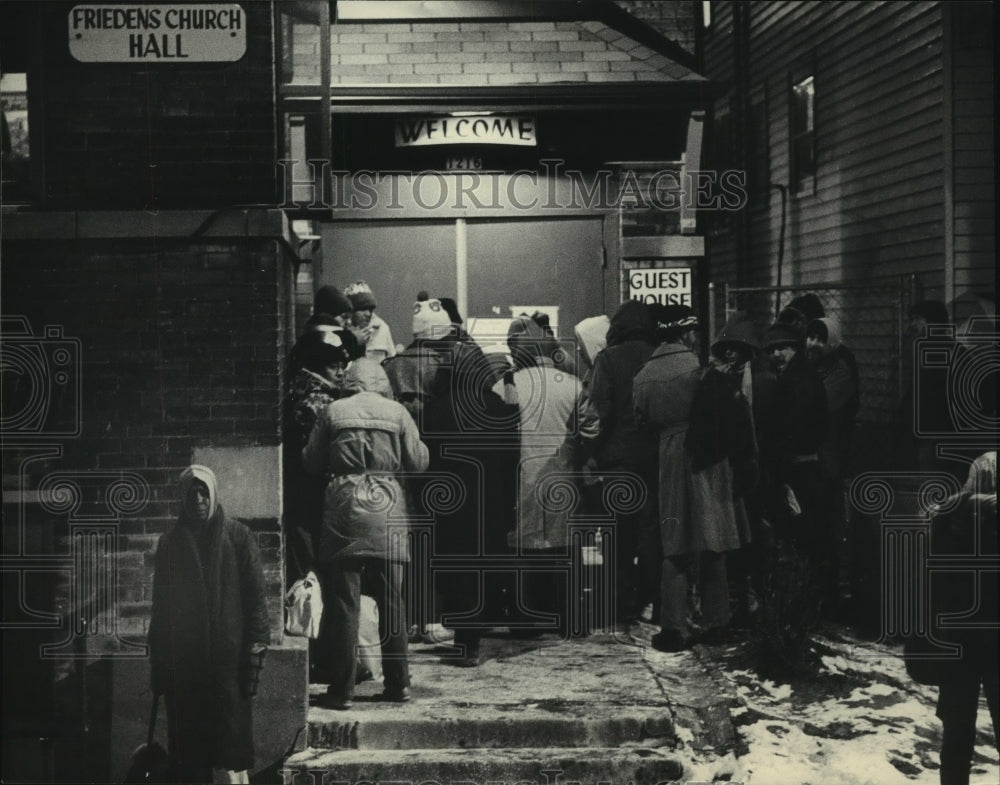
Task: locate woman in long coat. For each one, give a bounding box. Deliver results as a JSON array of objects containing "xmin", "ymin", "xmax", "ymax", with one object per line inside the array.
[
  {"xmin": 632, "ymin": 306, "xmax": 703, "ymax": 651},
  {"xmin": 149, "ymin": 465, "xmax": 269, "ymax": 784},
  {"xmin": 491, "ymin": 314, "xmax": 581, "ymax": 634}
]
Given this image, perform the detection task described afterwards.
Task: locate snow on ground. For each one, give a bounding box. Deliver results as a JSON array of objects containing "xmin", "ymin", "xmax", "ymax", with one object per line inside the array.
[{"xmin": 690, "ymin": 628, "xmax": 999, "ymax": 785}]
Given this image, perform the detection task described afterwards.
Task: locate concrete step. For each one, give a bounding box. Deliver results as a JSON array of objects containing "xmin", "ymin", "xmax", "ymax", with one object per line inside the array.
[
  {"xmin": 290, "ymin": 629, "xmax": 739, "ymax": 784},
  {"xmin": 309, "ymin": 705, "xmax": 675, "ymax": 750},
  {"xmin": 307, "ymin": 633, "xmax": 680, "ymax": 750},
  {"xmin": 282, "ymin": 745, "xmax": 689, "ymax": 784}
]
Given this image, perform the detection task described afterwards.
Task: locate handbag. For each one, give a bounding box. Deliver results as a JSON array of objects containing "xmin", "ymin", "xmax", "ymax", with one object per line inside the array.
[
  {"xmin": 284, "ymin": 570, "xmax": 324, "ymax": 638},
  {"xmin": 122, "ymin": 694, "xmax": 171, "ymax": 783}
]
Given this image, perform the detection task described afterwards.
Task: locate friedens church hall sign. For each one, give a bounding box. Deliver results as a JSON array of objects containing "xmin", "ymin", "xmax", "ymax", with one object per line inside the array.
[{"xmin": 69, "ymin": 4, "xmax": 246, "ymax": 62}]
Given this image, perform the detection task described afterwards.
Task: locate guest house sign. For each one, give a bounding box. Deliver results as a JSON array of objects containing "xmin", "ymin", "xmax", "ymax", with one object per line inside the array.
[
  {"xmin": 628, "ymin": 267, "xmax": 693, "ymax": 306},
  {"xmin": 69, "ymin": 4, "xmax": 246, "ymax": 62},
  {"xmin": 395, "ymin": 115, "xmax": 537, "ymax": 147}
]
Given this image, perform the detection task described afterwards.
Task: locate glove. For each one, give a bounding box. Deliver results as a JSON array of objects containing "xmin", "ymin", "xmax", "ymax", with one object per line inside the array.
[{"xmin": 241, "ymin": 643, "xmax": 268, "ymax": 698}]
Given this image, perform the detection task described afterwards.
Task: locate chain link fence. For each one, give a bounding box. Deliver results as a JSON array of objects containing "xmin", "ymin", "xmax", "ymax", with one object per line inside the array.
[{"xmin": 716, "ymin": 277, "xmax": 923, "ymax": 425}]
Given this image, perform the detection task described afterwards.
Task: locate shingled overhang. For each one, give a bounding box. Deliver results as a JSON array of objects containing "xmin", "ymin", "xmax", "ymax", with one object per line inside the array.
[{"xmin": 282, "ymin": 0, "xmax": 715, "ymax": 112}]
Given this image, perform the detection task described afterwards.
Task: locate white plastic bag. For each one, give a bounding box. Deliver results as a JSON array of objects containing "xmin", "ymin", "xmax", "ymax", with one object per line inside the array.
[
  {"xmin": 357, "ymin": 595, "xmax": 383, "ymax": 680},
  {"xmin": 284, "ymin": 571, "xmax": 324, "ymax": 639}
]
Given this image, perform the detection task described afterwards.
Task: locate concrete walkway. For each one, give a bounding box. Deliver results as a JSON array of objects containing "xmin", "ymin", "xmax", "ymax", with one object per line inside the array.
[{"xmin": 283, "ymin": 628, "xmax": 738, "ymax": 784}]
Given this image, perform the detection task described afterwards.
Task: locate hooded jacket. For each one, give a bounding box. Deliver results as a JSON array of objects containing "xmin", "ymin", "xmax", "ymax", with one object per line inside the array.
[{"xmin": 588, "ymin": 301, "xmax": 657, "ymax": 467}]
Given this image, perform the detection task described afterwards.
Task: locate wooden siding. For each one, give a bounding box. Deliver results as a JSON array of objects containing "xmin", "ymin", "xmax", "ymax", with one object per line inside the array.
[
  {"xmin": 704, "ymin": 1, "xmax": 948, "ymax": 294},
  {"xmin": 949, "ymin": 4, "xmax": 995, "ymax": 301}
]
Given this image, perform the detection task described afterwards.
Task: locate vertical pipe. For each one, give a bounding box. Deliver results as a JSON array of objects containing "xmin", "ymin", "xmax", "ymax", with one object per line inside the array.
[
  {"xmin": 708, "ymin": 281, "xmax": 717, "ymax": 343},
  {"xmin": 319, "ymin": 0, "xmax": 331, "ymax": 171},
  {"xmin": 941, "ymin": 2, "xmax": 955, "ymax": 311},
  {"xmin": 456, "ymin": 218, "xmax": 468, "ymax": 320}
]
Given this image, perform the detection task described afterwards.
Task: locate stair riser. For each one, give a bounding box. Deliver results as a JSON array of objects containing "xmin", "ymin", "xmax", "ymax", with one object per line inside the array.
[
  {"xmin": 308, "ymin": 716, "xmax": 675, "ymax": 750},
  {"xmin": 281, "ymin": 756, "xmax": 687, "ymax": 785}
]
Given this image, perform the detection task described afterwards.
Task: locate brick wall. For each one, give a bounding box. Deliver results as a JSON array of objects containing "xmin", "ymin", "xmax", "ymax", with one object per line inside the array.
[
  {"xmin": 1, "ymin": 210, "xmax": 295, "ymax": 644},
  {"xmin": 34, "ymin": 1, "xmax": 277, "ymax": 210},
  {"xmin": 613, "ymin": 1, "xmax": 698, "ymax": 56},
  {"xmin": 291, "ymin": 17, "xmax": 700, "ymax": 86}
]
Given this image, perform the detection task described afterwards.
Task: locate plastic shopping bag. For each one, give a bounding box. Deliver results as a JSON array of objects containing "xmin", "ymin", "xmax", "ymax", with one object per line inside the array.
[
  {"xmin": 357, "ymin": 595, "xmax": 383, "ymax": 681},
  {"xmin": 284, "ymin": 571, "xmax": 323, "ymax": 639}
]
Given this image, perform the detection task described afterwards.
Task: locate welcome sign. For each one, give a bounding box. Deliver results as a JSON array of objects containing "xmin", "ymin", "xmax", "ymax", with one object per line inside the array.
[
  {"xmin": 69, "ymin": 4, "xmax": 246, "ymax": 62},
  {"xmin": 395, "ymin": 115, "xmax": 537, "ymax": 147}
]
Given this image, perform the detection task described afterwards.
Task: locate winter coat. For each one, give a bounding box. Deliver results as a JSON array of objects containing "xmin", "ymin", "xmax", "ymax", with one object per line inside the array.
[
  {"xmin": 383, "ymin": 335, "xmax": 464, "ymax": 423},
  {"xmin": 302, "ymin": 390, "xmax": 429, "ymax": 563},
  {"xmin": 149, "ymin": 508, "xmax": 269, "ymax": 773},
  {"xmin": 283, "ymin": 368, "xmax": 342, "ymax": 580},
  {"xmin": 686, "ymin": 367, "xmax": 759, "ymax": 497},
  {"xmin": 810, "ymin": 319, "xmax": 860, "ymax": 479},
  {"xmin": 588, "ymin": 339, "xmax": 657, "ymax": 468},
  {"xmin": 632, "ymin": 343, "xmax": 706, "ymax": 556},
  {"xmin": 761, "ymin": 351, "xmax": 829, "ymax": 478},
  {"xmin": 928, "ymin": 454, "xmax": 998, "ymax": 675},
  {"xmin": 352, "ymin": 312, "xmax": 396, "ymax": 362},
  {"xmin": 422, "ymin": 366, "xmax": 520, "ymax": 557},
  {"xmin": 491, "ymin": 358, "xmax": 581, "ymax": 550}
]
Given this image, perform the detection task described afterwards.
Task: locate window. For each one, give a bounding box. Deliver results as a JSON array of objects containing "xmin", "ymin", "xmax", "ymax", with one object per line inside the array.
[
  {"xmin": 1, "ymin": 72, "xmax": 31, "ymax": 203},
  {"xmin": 789, "ymin": 74, "xmax": 815, "ymax": 193},
  {"xmin": 1, "ymin": 2, "xmax": 36, "ymax": 204}
]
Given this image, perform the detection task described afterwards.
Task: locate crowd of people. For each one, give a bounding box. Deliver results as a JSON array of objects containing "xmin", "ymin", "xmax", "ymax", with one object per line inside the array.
[
  {"xmin": 146, "ymin": 280, "xmax": 995, "ymax": 783},
  {"xmin": 278, "ymin": 285, "xmax": 871, "ymax": 686}
]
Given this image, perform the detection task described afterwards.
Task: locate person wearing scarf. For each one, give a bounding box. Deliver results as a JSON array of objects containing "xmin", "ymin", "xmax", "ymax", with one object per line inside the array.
[{"xmin": 149, "ymin": 465, "xmax": 269, "ymax": 784}]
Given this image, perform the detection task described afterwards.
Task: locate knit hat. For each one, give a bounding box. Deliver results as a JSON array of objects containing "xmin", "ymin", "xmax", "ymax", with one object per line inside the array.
[
  {"xmin": 344, "ymin": 281, "xmax": 377, "ymax": 311},
  {"xmin": 763, "ymin": 321, "xmax": 803, "ymax": 350},
  {"xmin": 712, "ymin": 318, "xmax": 760, "ymax": 358},
  {"xmin": 507, "ymin": 313, "xmax": 548, "ymax": 343},
  {"xmin": 314, "ymin": 285, "xmax": 353, "ymax": 318},
  {"xmin": 439, "ymin": 297, "xmax": 463, "ymax": 325},
  {"xmin": 651, "ymin": 304, "xmax": 699, "ymax": 342},
  {"xmin": 778, "ymin": 293, "xmax": 825, "ymax": 326},
  {"xmin": 412, "ymin": 295, "xmax": 452, "ymax": 339},
  {"xmin": 606, "ymin": 300, "xmax": 655, "ymax": 346}
]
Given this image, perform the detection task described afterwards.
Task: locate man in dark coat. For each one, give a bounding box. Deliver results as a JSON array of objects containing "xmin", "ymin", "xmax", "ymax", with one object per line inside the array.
[
  {"xmin": 302, "ymin": 360, "xmax": 429, "ymax": 708},
  {"xmin": 761, "ymin": 322, "xmax": 832, "ymax": 603},
  {"xmin": 149, "ymin": 465, "xmax": 269, "ymax": 784},
  {"xmin": 584, "ymin": 300, "xmax": 660, "ymax": 622},
  {"xmin": 421, "ymin": 341, "xmax": 519, "ymax": 665},
  {"xmin": 806, "ymin": 316, "xmax": 860, "ymax": 613}
]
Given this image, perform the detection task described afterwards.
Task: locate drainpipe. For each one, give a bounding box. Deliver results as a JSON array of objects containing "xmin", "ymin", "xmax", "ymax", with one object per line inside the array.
[
  {"xmin": 772, "ymin": 183, "xmax": 787, "ymax": 318},
  {"xmin": 456, "ymin": 218, "xmax": 468, "ymax": 320}
]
